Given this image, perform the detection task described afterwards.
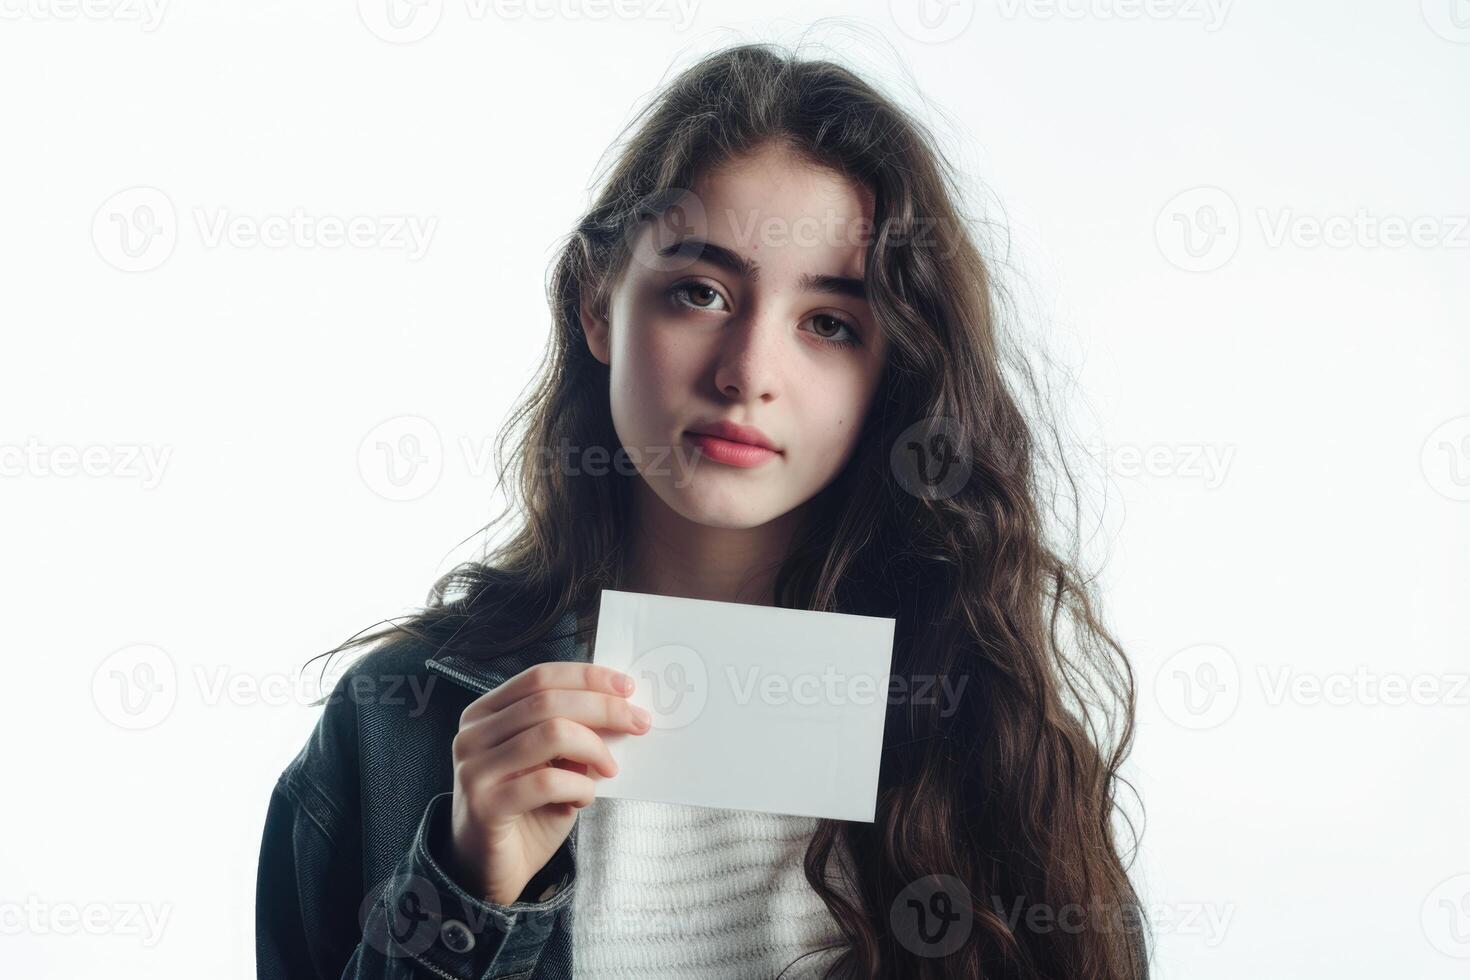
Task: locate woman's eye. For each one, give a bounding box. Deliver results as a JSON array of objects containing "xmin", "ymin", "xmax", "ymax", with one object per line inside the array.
[
  {"xmin": 668, "ymin": 281, "xmax": 728, "ymax": 312},
  {"xmin": 667, "ymin": 282, "xmax": 861, "ymax": 351},
  {"xmin": 805, "ymin": 313, "xmax": 861, "ymax": 350}
]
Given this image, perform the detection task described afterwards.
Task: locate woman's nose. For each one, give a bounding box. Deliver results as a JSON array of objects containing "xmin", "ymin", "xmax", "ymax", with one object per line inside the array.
[{"xmin": 712, "ymin": 310, "xmax": 782, "ymax": 403}]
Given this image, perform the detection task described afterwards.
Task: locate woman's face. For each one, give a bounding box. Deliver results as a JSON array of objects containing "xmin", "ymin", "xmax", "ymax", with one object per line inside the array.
[{"xmin": 581, "ymin": 142, "xmax": 889, "ymax": 530}]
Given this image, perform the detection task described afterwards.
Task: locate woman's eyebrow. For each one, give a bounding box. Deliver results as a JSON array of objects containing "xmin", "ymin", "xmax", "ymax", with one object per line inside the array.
[{"xmin": 655, "ymin": 236, "xmax": 868, "ymax": 302}]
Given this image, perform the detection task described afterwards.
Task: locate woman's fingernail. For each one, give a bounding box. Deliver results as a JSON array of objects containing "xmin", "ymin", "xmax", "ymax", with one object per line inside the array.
[
  {"xmin": 617, "ymin": 674, "xmax": 634, "ymax": 693},
  {"xmin": 632, "ymin": 705, "xmax": 652, "ymax": 728}
]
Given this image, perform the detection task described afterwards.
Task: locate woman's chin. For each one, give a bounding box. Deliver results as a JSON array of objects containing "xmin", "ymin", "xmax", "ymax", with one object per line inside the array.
[{"xmin": 654, "ymin": 485, "xmax": 786, "ymax": 531}]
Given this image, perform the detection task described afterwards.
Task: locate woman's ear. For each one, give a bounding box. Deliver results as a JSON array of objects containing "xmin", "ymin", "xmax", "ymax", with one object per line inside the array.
[{"xmin": 580, "ymin": 292, "xmax": 611, "ymax": 366}]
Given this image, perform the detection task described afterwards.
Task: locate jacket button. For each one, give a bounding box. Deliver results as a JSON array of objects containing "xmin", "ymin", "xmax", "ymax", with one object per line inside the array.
[{"xmin": 439, "ymin": 918, "xmax": 475, "ymax": 953}]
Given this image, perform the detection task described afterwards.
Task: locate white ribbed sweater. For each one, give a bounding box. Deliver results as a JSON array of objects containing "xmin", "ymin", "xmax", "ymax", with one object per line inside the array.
[
  {"xmin": 567, "ymin": 630, "xmax": 855, "ymax": 978},
  {"xmin": 570, "ymin": 797, "xmax": 851, "ymax": 978}
]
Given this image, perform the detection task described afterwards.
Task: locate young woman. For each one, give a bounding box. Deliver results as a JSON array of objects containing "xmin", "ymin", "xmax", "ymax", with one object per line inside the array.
[{"xmin": 256, "ymin": 42, "xmax": 1149, "ymax": 980}]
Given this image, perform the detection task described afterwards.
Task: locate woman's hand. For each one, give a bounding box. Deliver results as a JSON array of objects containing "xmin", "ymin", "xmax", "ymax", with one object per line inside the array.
[{"xmin": 447, "ymin": 662, "xmax": 651, "ymax": 906}]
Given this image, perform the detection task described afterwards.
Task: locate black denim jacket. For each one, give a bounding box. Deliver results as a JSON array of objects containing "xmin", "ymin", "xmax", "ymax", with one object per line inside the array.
[{"xmin": 255, "ymin": 610, "xmax": 589, "ymax": 979}]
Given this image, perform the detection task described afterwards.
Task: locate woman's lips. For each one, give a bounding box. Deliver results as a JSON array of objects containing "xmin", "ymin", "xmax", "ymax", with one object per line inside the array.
[{"xmin": 683, "ymin": 431, "xmax": 780, "ymax": 468}]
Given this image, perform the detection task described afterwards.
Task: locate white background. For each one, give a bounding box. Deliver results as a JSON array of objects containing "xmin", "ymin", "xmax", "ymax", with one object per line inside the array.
[{"xmin": 2, "ymin": 2, "xmax": 1466, "ymax": 977}]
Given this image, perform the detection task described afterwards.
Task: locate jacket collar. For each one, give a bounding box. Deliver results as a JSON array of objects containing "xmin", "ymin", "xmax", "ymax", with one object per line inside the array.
[{"xmin": 424, "ymin": 607, "xmax": 586, "ymax": 695}]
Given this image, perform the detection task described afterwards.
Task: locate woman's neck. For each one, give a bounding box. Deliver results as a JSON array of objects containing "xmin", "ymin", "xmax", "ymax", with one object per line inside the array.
[{"xmin": 619, "ymin": 480, "xmax": 804, "ymax": 608}]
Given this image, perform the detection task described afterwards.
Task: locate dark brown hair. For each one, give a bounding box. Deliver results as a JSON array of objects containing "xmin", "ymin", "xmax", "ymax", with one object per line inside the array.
[{"xmin": 319, "ymin": 40, "xmax": 1148, "ymax": 979}]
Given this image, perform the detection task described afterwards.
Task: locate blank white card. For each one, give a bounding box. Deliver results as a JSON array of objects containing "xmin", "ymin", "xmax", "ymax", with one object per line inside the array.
[{"xmin": 587, "ymin": 589, "xmax": 896, "ymax": 822}]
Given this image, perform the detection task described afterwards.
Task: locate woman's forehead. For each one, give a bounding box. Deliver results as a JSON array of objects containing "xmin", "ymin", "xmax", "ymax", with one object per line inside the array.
[
  {"xmin": 692, "ymin": 144, "xmax": 874, "ymax": 230},
  {"xmin": 629, "ymin": 171, "xmax": 873, "ymax": 283}
]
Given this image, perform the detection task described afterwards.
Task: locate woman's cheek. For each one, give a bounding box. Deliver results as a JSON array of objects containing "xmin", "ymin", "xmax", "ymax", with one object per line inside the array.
[{"xmin": 797, "ymin": 413, "xmax": 850, "ymax": 482}]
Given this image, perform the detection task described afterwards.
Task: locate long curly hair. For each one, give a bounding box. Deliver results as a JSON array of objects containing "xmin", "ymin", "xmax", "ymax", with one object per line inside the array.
[{"xmin": 317, "ymin": 40, "xmax": 1149, "ymax": 979}]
